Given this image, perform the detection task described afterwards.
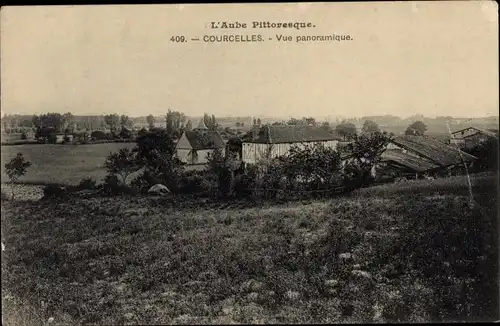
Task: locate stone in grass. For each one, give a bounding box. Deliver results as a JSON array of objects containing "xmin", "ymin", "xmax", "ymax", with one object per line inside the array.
[
  {"xmin": 351, "ymin": 270, "xmax": 372, "ymax": 279},
  {"xmin": 338, "ymin": 252, "xmax": 355, "ymax": 261},
  {"xmin": 148, "ymin": 184, "xmax": 170, "ymax": 195},
  {"xmin": 324, "ymin": 279, "xmax": 339, "ymax": 288},
  {"xmin": 286, "ymin": 290, "xmax": 300, "ymax": 301}
]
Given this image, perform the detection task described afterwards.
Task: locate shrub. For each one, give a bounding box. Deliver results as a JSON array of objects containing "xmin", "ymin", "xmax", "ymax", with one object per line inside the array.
[
  {"xmin": 104, "ymin": 148, "xmax": 141, "ymax": 185},
  {"xmin": 90, "ymin": 130, "xmax": 107, "ymax": 140},
  {"xmin": 130, "ymin": 171, "xmax": 162, "ymax": 194},
  {"xmin": 20, "ymin": 132, "xmax": 27, "ymax": 140},
  {"xmin": 101, "ymin": 175, "xmax": 136, "ymax": 196},
  {"xmin": 76, "ymin": 177, "xmax": 97, "ymax": 190},
  {"xmin": 42, "ymin": 184, "xmax": 67, "ymax": 200},
  {"xmin": 63, "ymin": 134, "xmax": 71, "ymax": 143},
  {"xmin": 47, "ymin": 133, "xmax": 57, "ymax": 144},
  {"xmin": 4, "ymin": 153, "xmax": 31, "ymax": 200}
]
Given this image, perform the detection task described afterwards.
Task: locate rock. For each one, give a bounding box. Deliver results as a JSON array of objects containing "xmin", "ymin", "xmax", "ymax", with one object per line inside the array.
[
  {"xmin": 338, "ymin": 252, "xmax": 354, "ymax": 260},
  {"xmin": 324, "ymin": 279, "xmax": 339, "ymax": 287},
  {"xmin": 123, "ymin": 312, "xmax": 135, "ymax": 320},
  {"xmin": 351, "ymin": 270, "xmax": 372, "ymax": 279},
  {"xmin": 148, "ymin": 184, "xmax": 170, "ymax": 195},
  {"xmin": 246, "ymin": 292, "xmax": 259, "ymax": 301},
  {"xmin": 286, "ymin": 290, "xmax": 300, "ymax": 301},
  {"xmin": 240, "ymin": 279, "xmax": 263, "ymax": 293}
]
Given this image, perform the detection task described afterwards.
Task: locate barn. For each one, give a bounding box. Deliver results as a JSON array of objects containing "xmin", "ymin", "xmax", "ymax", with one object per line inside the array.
[
  {"xmin": 241, "ymin": 125, "xmax": 340, "ymax": 164},
  {"xmin": 449, "ymin": 127, "xmax": 498, "ymax": 150},
  {"xmin": 174, "ymin": 119, "xmax": 225, "ymax": 165},
  {"xmin": 381, "ymin": 135, "xmax": 477, "ymax": 177}
]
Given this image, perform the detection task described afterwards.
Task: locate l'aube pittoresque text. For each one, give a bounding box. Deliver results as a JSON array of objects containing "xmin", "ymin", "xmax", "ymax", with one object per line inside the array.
[{"xmin": 169, "ymin": 21, "xmax": 354, "ymax": 44}]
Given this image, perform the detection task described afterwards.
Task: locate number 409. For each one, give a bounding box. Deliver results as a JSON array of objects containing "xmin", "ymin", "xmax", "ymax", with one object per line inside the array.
[{"xmin": 170, "ymin": 36, "xmax": 186, "ymax": 42}]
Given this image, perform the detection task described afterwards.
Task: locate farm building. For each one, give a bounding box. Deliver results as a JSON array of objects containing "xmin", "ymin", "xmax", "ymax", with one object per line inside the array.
[
  {"xmin": 241, "ymin": 125, "xmax": 341, "ymax": 164},
  {"xmin": 381, "ymin": 135, "xmax": 477, "ymax": 177},
  {"xmin": 449, "ymin": 127, "xmax": 498, "ymax": 150},
  {"xmin": 174, "ymin": 119, "xmax": 225, "ymax": 165}
]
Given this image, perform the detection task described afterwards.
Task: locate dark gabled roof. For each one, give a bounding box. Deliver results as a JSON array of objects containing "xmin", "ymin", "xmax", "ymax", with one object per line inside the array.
[
  {"xmin": 392, "ymin": 135, "xmax": 477, "ymax": 167},
  {"xmin": 451, "ymin": 127, "xmax": 498, "ymax": 138},
  {"xmin": 245, "ymin": 125, "xmax": 341, "ymax": 144},
  {"xmin": 381, "ymin": 149, "xmax": 440, "ymax": 172},
  {"xmin": 184, "ymin": 130, "xmax": 225, "ymax": 150}
]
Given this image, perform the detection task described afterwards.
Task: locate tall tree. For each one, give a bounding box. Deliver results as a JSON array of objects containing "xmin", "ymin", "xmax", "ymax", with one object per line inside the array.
[
  {"xmin": 146, "ymin": 114, "xmax": 155, "ymax": 130},
  {"xmin": 361, "ymin": 120, "xmax": 381, "ymax": 134},
  {"xmin": 335, "ymin": 121, "xmax": 357, "ymax": 141},
  {"xmin": 61, "ymin": 112, "xmax": 73, "ymax": 132},
  {"xmin": 405, "ymin": 121, "xmax": 427, "ymax": 136},
  {"xmin": 104, "ymin": 114, "xmax": 120, "ymax": 132},
  {"xmin": 120, "ymin": 115, "xmax": 133, "ymax": 128}
]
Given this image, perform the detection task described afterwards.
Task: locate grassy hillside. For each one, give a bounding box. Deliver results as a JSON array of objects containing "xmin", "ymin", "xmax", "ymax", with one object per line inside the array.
[
  {"xmin": 1, "ymin": 143, "xmax": 136, "ymax": 185},
  {"xmin": 1, "ymin": 174, "xmax": 498, "ymax": 324}
]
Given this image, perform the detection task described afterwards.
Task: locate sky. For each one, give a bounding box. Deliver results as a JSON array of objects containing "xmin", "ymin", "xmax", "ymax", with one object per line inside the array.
[{"xmin": 1, "ymin": 2, "xmax": 498, "ymax": 119}]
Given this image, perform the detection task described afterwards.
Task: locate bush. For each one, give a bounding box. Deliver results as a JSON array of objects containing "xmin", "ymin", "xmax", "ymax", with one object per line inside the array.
[
  {"xmin": 177, "ymin": 171, "xmax": 213, "ymax": 195},
  {"xmin": 76, "ymin": 177, "xmax": 97, "ymax": 191},
  {"xmin": 20, "ymin": 132, "xmax": 27, "ymax": 140},
  {"xmin": 42, "ymin": 184, "xmax": 67, "ymax": 200},
  {"xmin": 130, "ymin": 171, "xmax": 162, "ymax": 194},
  {"xmin": 101, "ymin": 175, "xmax": 136, "ymax": 196},
  {"xmin": 90, "ymin": 130, "xmax": 107, "ymax": 140},
  {"xmin": 47, "ymin": 133, "xmax": 57, "ymax": 144}
]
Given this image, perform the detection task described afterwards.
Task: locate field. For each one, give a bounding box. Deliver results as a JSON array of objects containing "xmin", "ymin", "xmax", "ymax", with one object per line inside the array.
[
  {"xmin": 1, "ymin": 143, "xmax": 136, "ymax": 185},
  {"xmin": 1, "ymin": 173, "xmax": 498, "ymax": 324}
]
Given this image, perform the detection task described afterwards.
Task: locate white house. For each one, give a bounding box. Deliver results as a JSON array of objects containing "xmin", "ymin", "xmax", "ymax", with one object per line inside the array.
[
  {"xmin": 174, "ymin": 119, "xmax": 226, "ymax": 165},
  {"xmin": 242, "ymin": 125, "xmax": 340, "ymax": 164}
]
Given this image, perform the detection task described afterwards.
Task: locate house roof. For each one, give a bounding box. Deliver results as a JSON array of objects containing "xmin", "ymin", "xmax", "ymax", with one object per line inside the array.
[
  {"xmin": 392, "ymin": 135, "xmax": 477, "ymax": 167},
  {"xmin": 244, "ymin": 125, "xmax": 341, "ymax": 144},
  {"xmin": 451, "ymin": 127, "xmax": 498, "ymax": 138},
  {"xmin": 381, "ymin": 149, "xmax": 440, "ymax": 172},
  {"xmin": 184, "ymin": 130, "xmax": 225, "ymax": 150}
]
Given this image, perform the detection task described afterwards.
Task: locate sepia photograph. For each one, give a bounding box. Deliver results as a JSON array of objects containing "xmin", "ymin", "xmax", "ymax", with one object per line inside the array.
[{"xmin": 1, "ymin": 2, "xmax": 499, "ymax": 324}]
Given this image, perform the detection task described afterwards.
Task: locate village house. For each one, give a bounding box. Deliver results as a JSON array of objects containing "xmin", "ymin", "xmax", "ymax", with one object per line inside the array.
[
  {"xmin": 241, "ymin": 124, "xmax": 341, "ymax": 164},
  {"xmin": 381, "ymin": 135, "xmax": 477, "ymax": 178},
  {"xmin": 449, "ymin": 127, "xmax": 498, "ymax": 150},
  {"xmin": 174, "ymin": 119, "xmax": 225, "ymax": 165}
]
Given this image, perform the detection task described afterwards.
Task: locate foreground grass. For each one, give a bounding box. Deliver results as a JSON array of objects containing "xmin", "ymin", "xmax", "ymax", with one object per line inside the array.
[
  {"xmin": 0, "ymin": 143, "xmax": 136, "ymax": 185},
  {"xmin": 1, "ymin": 175, "xmax": 498, "ymax": 324}
]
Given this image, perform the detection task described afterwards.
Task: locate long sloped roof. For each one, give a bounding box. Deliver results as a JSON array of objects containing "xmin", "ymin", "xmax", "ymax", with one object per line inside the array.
[
  {"xmin": 451, "ymin": 127, "xmax": 498, "ymax": 138},
  {"xmin": 246, "ymin": 125, "xmax": 341, "ymax": 144},
  {"xmin": 184, "ymin": 130, "xmax": 225, "ymax": 150},
  {"xmin": 392, "ymin": 135, "xmax": 477, "ymax": 166},
  {"xmin": 381, "ymin": 149, "xmax": 440, "ymax": 172}
]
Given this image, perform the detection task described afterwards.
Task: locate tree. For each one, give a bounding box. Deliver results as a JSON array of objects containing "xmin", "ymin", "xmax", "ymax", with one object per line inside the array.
[
  {"xmin": 335, "ymin": 121, "xmax": 357, "ymax": 141},
  {"xmin": 4, "ymin": 153, "xmax": 31, "ymax": 199},
  {"xmin": 361, "ymin": 120, "xmax": 381, "ymax": 134},
  {"xmin": 405, "ymin": 121, "xmax": 427, "ymax": 136},
  {"xmin": 146, "ymin": 114, "xmax": 156, "ymax": 130},
  {"xmin": 342, "ymin": 131, "xmax": 393, "ymax": 190},
  {"xmin": 120, "ymin": 115, "xmax": 133, "ymax": 128},
  {"xmin": 320, "ymin": 121, "xmax": 333, "ymax": 133},
  {"xmin": 104, "ymin": 148, "xmax": 141, "ymax": 185},
  {"xmin": 61, "ymin": 112, "xmax": 74, "ymax": 132},
  {"xmin": 206, "ymin": 148, "xmax": 232, "ymax": 197},
  {"xmin": 119, "ymin": 127, "xmax": 133, "ymax": 139},
  {"xmin": 166, "ymin": 109, "xmax": 187, "ymax": 135},
  {"xmin": 185, "ymin": 120, "xmax": 193, "ymax": 131},
  {"xmin": 104, "ymin": 114, "xmax": 120, "ymax": 132}
]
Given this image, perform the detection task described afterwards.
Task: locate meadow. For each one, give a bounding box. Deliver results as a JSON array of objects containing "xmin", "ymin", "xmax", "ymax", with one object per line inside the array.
[
  {"xmin": 1, "ymin": 173, "xmax": 497, "ymax": 324},
  {"xmin": 1, "ymin": 143, "xmax": 136, "ymax": 185}
]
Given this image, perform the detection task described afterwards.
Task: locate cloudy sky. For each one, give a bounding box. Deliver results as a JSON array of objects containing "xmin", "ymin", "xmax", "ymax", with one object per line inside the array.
[{"xmin": 1, "ymin": 2, "xmax": 498, "ymax": 118}]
